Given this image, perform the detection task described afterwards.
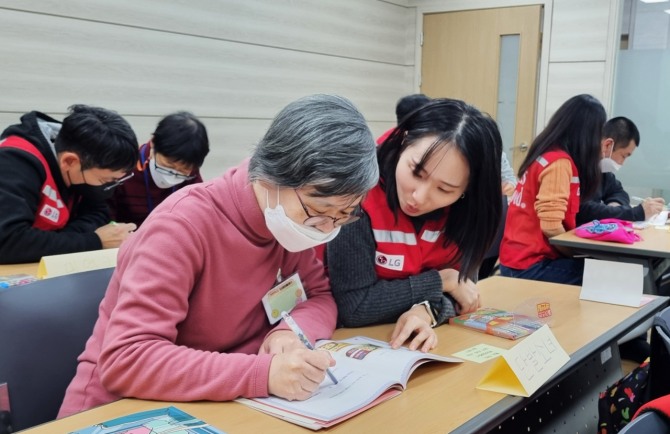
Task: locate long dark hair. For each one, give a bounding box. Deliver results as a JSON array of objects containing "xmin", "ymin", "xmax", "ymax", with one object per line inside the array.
[
  {"xmin": 517, "ymin": 94, "xmax": 606, "ymax": 200},
  {"xmin": 377, "ymin": 98, "xmax": 503, "ymax": 281}
]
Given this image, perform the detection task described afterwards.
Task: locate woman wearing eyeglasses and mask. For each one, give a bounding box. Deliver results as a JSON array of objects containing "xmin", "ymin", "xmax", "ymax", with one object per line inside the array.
[
  {"xmin": 327, "ymin": 98, "xmax": 503, "ymax": 353},
  {"xmin": 59, "ymin": 94, "xmax": 378, "ymax": 417},
  {"xmin": 108, "ymin": 111, "xmax": 210, "ymax": 227}
]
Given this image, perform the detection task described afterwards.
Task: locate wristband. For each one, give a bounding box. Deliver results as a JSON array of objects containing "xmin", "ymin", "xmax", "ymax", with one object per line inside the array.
[{"xmin": 412, "ymin": 300, "xmax": 437, "ymax": 328}]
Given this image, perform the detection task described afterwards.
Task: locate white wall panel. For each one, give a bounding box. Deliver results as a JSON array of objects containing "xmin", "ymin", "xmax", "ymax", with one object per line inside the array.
[
  {"xmin": 0, "ymin": 9, "xmax": 409, "ymax": 121},
  {"xmin": 0, "ymin": 0, "xmax": 413, "ymax": 65},
  {"xmin": 544, "ymin": 61, "xmax": 607, "ymax": 121},
  {"xmin": 549, "ymin": 0, "xmax": 611, "ymax": 62}
]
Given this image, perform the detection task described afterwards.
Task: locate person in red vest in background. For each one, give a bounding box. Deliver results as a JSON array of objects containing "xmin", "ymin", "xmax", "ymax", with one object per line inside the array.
[
  {"xmin": 327, "ymin": 98, "xmax": 503, "ymax": 352},
  {"xmin": 499, "ymin": 94, "xmax": 606, "ymax": 285},
  {"xmin": 0, "ymin": 105, "xmax": 139, "ymax": 264},
  {"xmin": 108, "ymin": 112, "xmax": 210, "ymax": 227}
]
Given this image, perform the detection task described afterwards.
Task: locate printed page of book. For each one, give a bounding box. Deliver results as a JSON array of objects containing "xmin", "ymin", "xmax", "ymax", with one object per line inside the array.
[
  {"xmin": 243, "ymin": 336, "xmax": 460, "ymax": 423},
  {"xmin": 69, "ymin": 406, "xmax": 226, "ymax": 434}
]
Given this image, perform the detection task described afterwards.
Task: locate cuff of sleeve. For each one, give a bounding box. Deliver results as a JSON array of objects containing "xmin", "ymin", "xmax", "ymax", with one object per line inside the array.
[
  {"xmin": 434, "ymin": 295, "xmax": 457, "ymax": 326},
  {"xmin": 408, "ymin": 270, "xmax": 444, "ymax": 302}
]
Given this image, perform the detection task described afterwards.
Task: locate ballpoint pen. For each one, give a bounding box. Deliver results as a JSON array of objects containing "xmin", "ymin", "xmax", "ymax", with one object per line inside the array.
[{"xmin": 281, "ymin": 311, "xmax": 339, "ymax": 384}]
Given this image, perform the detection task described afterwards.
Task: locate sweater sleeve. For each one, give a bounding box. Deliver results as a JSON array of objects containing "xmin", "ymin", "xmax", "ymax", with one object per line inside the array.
[
  {"xmin": 326, "ymin": 213, "xmax": 456, "ymax": 327},
  {"xmin": 96, "ymin": 214, "xmax": 274, "ymax": 402},
  {"xmin": 535, "ymin": 159, "xmax": 572, "ymax": 238},
  {"xmin": 501, "ymin": 151, "xmax": 518, "ymax": 186},
  {"xmin": 0, "ymin": 148, "xmax": 102, "ymax": 264}
]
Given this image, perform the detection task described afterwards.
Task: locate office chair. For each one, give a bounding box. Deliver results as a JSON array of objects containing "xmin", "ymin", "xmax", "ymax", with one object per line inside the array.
[
  {"xmin": 649, "ymin": 306, "xmax": 670, "ymax": 401},
  {"xmin": 618, "ymin": 411, "xmax": 670, "ymax": 434},
  {"xmin": 0, "ymin": 267, "xmax": 113, "ymax": 432}
]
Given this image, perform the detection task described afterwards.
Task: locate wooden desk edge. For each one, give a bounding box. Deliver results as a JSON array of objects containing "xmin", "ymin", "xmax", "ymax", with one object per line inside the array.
[{"xmin": 451, "ymin": 294, "xmax": 669, "ymax": 434}]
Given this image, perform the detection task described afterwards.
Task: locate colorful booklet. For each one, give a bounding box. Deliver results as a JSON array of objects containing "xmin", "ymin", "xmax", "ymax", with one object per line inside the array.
[
  {"xmin": 236, "ymin": 336, "xmax": 461, "ymax": 430},
  {"xmin": 449, "ymin": 307, "xmax": 545, "ymax": 340},
  {"xmin": 69, "ymin": 406, "xmax": 226, "ymax": 434},
  {"xmin": 0, "ymin": 274, "xmax": 38, "ymax": 290}
]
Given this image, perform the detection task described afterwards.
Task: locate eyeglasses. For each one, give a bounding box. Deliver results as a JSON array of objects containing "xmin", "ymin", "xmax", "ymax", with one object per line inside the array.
[
  {"xmin": 153, "ymin": 159, "xmax": 196, "ymax": 181},
  {"xmin": 81, "ymin": 170, "xmax": 134, "ymax": 191},
  {"xmin": 294, "ymin": 190, "xmax": 362, "ymax": 228},
  {"xmin": 102, "ymin": 172, "xmax": 134, "ymax": 191}
]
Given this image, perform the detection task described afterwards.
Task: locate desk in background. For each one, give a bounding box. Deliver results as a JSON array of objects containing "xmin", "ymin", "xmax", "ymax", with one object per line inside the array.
[
  {"xmin": 18, "ymin": 277, "xmax": 668, "ymax": 434},
  {"xmin": 0, "ymin": 262, "xmax": 39, "ymax": 278},
  {"xmin": 551, "ymin": 227, "xmax": 670, "ymax": 294}
]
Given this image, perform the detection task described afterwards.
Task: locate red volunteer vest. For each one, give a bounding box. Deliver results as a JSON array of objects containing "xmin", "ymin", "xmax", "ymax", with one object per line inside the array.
[
  {"xmin": 362, "ymin": 183, "xmax": 460, "ymax": 279},
  {"xmin": 0, "ymin": 136, "xmax": 71, "ymax": 230},
  {"xmin": 500, "ymin": 149, "xmax": 580, "ymax": 270}
]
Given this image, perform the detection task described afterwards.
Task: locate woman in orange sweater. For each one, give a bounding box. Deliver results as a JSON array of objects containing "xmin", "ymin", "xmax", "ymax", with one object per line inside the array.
[{"xmin": 499, "ymin": 94, "xmax": 606, "ymax": 284}]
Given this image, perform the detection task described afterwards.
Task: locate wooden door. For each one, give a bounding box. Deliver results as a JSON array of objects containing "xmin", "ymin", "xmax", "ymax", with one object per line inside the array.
[{"xmin": 421, "ymin": 6, "xmax": 542, "ymax": 172}]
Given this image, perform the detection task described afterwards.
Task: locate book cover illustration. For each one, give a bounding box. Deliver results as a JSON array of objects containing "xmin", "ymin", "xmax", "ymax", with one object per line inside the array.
[
  {"xmin": 69, "ymin": 406, "xmax": 225, "ymax": 434},
  {"xmin": 449, "ymin": 307, "xmax": 545, "ymax": 340}
]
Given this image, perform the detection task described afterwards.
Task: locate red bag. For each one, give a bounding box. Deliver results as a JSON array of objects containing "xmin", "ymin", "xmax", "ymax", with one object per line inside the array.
[{"xmin": 574, "ymin": 219, "xmax": 641, "ymax": 244}]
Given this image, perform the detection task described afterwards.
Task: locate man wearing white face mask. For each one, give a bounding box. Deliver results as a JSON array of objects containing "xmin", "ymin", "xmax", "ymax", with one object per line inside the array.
[
  {"xmin": 577, "ymin": 116, "xmax": 665, "ymax": 225},
  {"xmin": 108, "ymin": 111, "xmax": 210, "ymax": 226}
]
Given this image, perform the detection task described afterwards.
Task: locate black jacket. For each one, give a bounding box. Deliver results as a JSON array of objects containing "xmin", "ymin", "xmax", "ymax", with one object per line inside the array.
[
  {"xmin": 576, "ymin": 172, "xmax": 645, "ymax": 226},
  {"xmin": 0, "ymin": 111, "xmax": 106, "ymax": 264}
]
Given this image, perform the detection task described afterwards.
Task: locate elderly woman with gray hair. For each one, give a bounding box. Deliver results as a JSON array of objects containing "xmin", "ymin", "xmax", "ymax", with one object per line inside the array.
[{"xmin": 59, "ymin": 94, "xmax": 378, "ymax": 417}]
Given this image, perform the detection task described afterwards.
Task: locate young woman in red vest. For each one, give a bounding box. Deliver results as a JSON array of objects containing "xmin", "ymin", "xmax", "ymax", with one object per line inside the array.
[
  {"xmin": 327, "ymin": 98, "xmax": 503, "ymax": 352},
  {"xmin": 499, "ymin": 94, "xmax": 606, "ymax": 284}
]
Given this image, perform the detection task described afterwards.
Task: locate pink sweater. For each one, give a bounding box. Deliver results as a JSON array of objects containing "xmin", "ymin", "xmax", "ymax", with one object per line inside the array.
[{"xmin": 59, "ymin": 160, "xmax": 337, "ymax": 417}]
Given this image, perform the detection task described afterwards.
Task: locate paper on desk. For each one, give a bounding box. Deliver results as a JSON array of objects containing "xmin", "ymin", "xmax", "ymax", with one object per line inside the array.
[
  {"xmin": 648, "ymin": 210, "xmax": 669, "ymax": 227},
  {"xmin": 37, "ymin": 248, "xmax": 118, "ymax": 279},
  {"xmin": 476, "ymin": 325, "xmax": 569, "ymax": 397},
  {"xmin": 579, "ymin": 258, "xmax": 643, "ymax": 307},
  {"xmin": 453, "ymin": 344, "xmax": 506, "ymax": 363}
]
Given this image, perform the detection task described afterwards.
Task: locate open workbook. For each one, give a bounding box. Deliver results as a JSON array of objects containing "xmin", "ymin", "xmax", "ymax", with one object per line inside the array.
[{"xmin": 236, "ymin": 336, "xmax": 462, "ymax": 430}]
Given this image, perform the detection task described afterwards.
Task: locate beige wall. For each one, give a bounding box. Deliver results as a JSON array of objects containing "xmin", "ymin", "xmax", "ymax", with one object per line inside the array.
[
  {"xmin": 0, "ymin": 0, "xmax": 622, "ymax": 178},
  {"xmin": 0, "ymin": 0, "xmax": 415, "ymax": 180}
]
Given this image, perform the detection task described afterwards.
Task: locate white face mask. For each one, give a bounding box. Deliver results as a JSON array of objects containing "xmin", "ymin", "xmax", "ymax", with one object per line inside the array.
[
  {"xmin": 600, "ymin": 146, "xmax": 622, "ymax": 173},
  {"xmin": 263, "ymin": 189, "xmax": 341, "ymax": 252},
  {"xmin": 149, "ymin": 159, "xmax": 187, "ymax": 189}
]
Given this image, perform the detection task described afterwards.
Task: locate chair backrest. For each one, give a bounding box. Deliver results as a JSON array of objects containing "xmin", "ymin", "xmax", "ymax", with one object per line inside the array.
[
  {"xmin": 618, "ymin": 411, "xmax": 670, "ymax": 434},
  {"xmin": 0, "ymin": 267, "xmax": 113, "ymax": 431},
  {"xmin": 650, "ymin": 306, "xmax": 670, "ymax": 401}
]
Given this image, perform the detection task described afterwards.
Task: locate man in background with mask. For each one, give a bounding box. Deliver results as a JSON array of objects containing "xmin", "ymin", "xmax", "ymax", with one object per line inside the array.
[
  {"xmin": 0, "ymin": 104, "xmax": 139, "ymax": 264},
  {"xmin": 577, "ymin": 116, "xmax": 665, "ymax": 225},
  {"xmin": 108, "ymin": 111, "xmax": 210, "ymax": 227}
]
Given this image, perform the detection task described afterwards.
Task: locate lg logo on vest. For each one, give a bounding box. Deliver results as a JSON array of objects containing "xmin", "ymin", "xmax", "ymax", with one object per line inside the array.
[{"xmin": 375, "ymin": 252, "xmax": 404, "ymax": 271}]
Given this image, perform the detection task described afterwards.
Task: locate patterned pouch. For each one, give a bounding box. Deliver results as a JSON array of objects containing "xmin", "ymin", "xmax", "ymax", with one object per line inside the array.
[
  {"xmin": 597, "ymin": 359, "xmax": 651, "ymax": 433},
  {"xmin": 575, "ymin": 219, "xmax": 641, "ymax": 244}
]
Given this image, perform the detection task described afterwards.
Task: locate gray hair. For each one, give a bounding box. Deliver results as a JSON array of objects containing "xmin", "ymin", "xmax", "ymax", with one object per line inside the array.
[{"xmin": 248, "ymin": 94, "xmax": 378, "ymax": 197}]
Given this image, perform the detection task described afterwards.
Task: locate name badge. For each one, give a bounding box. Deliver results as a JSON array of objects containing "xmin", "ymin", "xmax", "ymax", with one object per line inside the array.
[{"xmin": 261, "ymin": 272, "xmax": 307, "ymax": 324}]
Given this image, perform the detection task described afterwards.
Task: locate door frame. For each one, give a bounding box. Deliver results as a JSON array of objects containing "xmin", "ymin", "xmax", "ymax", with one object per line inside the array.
[
  {"xmin": 413, "ymin": 0, "xmax": 553, "ymax": 133},
  {"xmin": 414, "ymin": 0, "xmax": 623, "ymax": 134}
]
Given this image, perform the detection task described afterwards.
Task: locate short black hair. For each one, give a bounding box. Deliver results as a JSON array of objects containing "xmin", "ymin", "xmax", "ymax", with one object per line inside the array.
[
  {"xmin": 152, "ymin": 112, "xmax": 210, "ymax": 167},
  {"xmin": 395, "ymin": 94, "xmax": 431, "ymax": 123},
  {"xmin": 603, "ymin": 116, "xmax": 640, "ymax": 150},
  {"xmin": 55, "ymin": 105, "xmax": 138, "ymax": 172}
]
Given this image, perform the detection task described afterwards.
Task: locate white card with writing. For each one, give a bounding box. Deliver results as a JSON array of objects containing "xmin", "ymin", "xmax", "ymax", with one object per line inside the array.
[
  {"xmin": 580, "ymin": 258, "xmax": 643, "ymax": 307},
  {"xmin": 38, "ymin": 248, "xmax": 119, "ymax": 279},
  {"xmin": 477, "ymin": 325, "xmax": 569, "ymax": 397}
]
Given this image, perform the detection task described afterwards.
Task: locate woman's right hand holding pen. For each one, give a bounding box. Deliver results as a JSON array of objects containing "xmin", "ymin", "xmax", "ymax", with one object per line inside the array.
[{"xmin": 267, "ymin": 349, "xmax": 335, "ymax": 401}]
